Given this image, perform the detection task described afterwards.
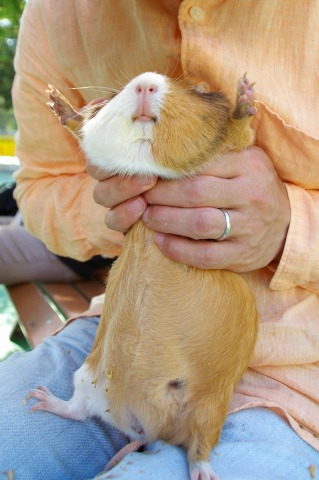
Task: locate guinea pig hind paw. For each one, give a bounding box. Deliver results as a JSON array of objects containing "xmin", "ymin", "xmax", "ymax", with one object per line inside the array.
[
  {"xmin": 189, "ymin": 461, "xmax": 220, "ymax": 480},
  {"xmin": 26, "ymin": 386, "xmax": 64, "ymax": 415}
]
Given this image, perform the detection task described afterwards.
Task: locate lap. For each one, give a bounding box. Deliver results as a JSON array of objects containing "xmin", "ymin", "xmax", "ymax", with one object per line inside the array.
[
  {"xmin": 96, "ymin": 408, "xmax": 319, "ymax": 480},
  {"xmin": 0, "ymin": 317, "xmax": 128, "ymax": 480},
  {"xmin": 0, "ymin": 316, "xmax": 317, "ymax": 480}
]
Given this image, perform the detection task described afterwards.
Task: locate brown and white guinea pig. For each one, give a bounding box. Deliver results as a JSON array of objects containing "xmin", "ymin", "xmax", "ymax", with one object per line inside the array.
[{"xmin": 27, "ymin": 73, "xmax": 258, "ymax": 480}]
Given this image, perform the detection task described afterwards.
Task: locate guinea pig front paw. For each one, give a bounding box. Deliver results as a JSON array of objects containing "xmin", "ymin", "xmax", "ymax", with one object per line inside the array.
[
  {"xmin": 46, "ymin": 85, "xmax": 79, "ymax": 126},
  {"xmin": 233, "ymin": 73, "xmax": 257, "ymax": 119},
  {"xmin": 26, "ymin": 385, "xmax": 64, "ymax": 414}
]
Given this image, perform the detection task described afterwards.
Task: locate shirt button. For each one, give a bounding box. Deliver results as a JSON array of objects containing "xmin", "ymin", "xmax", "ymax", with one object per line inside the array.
[
  {"xmin": 189, "ymin": 5, "xmax": 204, "ymax": 21},
  {"xmin": 196, "ymin": 81, "xmax": 210, "ymax": 93}
]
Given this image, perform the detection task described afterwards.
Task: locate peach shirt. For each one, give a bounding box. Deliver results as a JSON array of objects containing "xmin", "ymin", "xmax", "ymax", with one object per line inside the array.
[{"xmin": 12, "ymin": 1, "xmax": 319, "ymax": 449}]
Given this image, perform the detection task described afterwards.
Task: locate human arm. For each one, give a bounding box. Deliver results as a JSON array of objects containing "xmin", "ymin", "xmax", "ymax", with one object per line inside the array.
[{"xmin": 12, "ymin": 0, "xmax": 123, "ymax": 260}]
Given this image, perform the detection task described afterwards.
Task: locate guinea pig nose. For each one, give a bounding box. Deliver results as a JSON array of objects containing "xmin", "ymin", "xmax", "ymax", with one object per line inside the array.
[{"xmin": 135, "ymin": 84, "xmax": 158, "ymax": 94}]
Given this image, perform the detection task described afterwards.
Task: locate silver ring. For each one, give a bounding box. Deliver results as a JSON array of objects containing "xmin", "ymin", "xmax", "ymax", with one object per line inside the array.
[{"xmin": 216, "ymin": 209, "xmax": 231, "ymax": 241}]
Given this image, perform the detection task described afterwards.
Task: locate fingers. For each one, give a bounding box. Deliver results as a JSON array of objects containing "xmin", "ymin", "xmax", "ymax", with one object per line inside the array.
[
  {"xmin": 200, "ymin": 147, "xmax": 264, "ymax": 177},
  {"xmin": 152, "ymin": 234, "xmax": 247, "ymax": 271},
  {"xmin": 88, "ymin": 147, "xmax": 290, "ymax": 272},
  {"xmin": 93, "ymin": 175, "xmax": 157, "ymax": 233},
  {"xmin": 106, "ymin": 196, "xmax": 147, "ymax": 233},
  {"xmin": 144, "ymin": 175, "xmax": 244, "ymax": 211},
  {"xmin": 143, "ymin": 148, "xmax": 275, "ymax": 210},
  {"xmin": 143, "ymin": 147, "xmax": 290, "ymax": 271},
  {"xmin": 142, "ymin": 206, "xmax": 240, "ymax": 241},
  {"xmin": 93, "ymin": 175, "xmax": 157, "ymax": 209}
]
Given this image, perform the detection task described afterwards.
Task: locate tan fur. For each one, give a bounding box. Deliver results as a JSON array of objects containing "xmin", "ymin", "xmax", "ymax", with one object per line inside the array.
[
  {"xmin": 153, "ymin": 84, "xmax": 254, "ymax": 176},
  {"xmin": 86, "ymin": 221, "xmax": 257, "ymax": 465},
  {"xmin": 48, "ymin": 74, "xmax": 258, "ymax": 471}
]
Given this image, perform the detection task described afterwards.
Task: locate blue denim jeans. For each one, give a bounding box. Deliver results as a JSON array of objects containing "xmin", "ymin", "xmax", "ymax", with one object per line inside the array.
[{"xmin": 0, "ymin": 317, "xmax": 317, "ymax": 480}]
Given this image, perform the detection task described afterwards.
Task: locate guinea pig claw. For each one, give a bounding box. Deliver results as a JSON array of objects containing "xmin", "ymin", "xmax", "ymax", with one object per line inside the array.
[{"xmin": 233, "ymin": 74, "xmax": 256, "ymax": 119}]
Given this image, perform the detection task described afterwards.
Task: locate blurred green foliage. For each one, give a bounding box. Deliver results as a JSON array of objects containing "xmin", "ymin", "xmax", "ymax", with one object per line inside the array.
[{"xmin": 0, "ymin": 0, "xmax": 25, "ymax": 130}]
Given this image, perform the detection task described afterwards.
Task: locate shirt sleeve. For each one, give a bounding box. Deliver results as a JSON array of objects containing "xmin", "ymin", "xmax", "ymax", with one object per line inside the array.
[
  {"xmin": 12, "ymin": 0, "xmax": 123, "ymax": 260},
  {"xmin": 269, "ymin": 184, "xmax": 319, "ymax": 295}
]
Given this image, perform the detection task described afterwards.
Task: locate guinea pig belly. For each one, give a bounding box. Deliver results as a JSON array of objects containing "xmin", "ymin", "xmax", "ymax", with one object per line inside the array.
[{"xmin": 87, "ymin": 221, "xmax": 257, "ymax": 454}]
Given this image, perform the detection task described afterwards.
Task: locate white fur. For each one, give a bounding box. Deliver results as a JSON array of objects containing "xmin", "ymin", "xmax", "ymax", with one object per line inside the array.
[
  {"xmin": 28, "ymin": 364, "xmax": 147, "ymax": 441},
  {"xmin": 80, "ymin": 72, "xmax": 178, "ymax": 178},
  {"xmin": 190, "ymin": 460, "xmax": 219, "ymax": 480},
  {"xmin": 28, "ymin": 364, "xmax": 115, "ymax": 426}
]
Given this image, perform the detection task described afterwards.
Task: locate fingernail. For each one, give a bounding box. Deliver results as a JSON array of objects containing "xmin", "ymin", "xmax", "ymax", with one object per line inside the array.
[
  {"xmin": 142, "ymin": 207, "xmax": 149, "ymax": 223},
  {"xmin": 135, "ymin": 175, "xmax": 156, "ymax": 186},
  {"xmin": 128, "ymin": 198, "xmax": 146, "ymax": 214},
  {"xmin": 154, "ymin": 232, "xmax": 165, "ymax": 246}
]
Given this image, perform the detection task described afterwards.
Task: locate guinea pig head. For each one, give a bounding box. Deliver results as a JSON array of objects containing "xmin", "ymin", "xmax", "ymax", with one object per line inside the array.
[{"xmin": 80, "ymin": 72, "xmax": 232, "ymax": 179}]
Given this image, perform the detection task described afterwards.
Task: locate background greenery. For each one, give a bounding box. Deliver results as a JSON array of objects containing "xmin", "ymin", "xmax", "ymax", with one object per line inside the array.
[{"xmin": 0, "ymin": 0, "xmax": 25, "ymax": 131}]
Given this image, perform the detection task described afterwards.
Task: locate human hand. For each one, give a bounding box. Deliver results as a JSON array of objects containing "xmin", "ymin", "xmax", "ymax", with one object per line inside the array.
[
  {"xmin": 91, "ymin": 147, "xmax": 291, "ymax": 273},
  {"xmin": 91, "ymin": 173, "xmax": 157, "ymax": 231},
  {"xmin": 141, "ymin": 147, "xmax": 291, "ymax": 272}
]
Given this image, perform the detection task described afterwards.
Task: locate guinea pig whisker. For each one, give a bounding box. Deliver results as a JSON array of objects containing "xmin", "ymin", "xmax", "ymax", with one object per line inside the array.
[{"xmin": 70, "ymin": 86, "xmax": 120, "ymax": 94}]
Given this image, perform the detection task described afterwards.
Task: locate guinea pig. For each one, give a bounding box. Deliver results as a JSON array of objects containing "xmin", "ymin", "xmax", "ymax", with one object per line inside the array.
[{"xmin": 27, "ymin": 72, "xmax": 258, "ymax": 480}]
